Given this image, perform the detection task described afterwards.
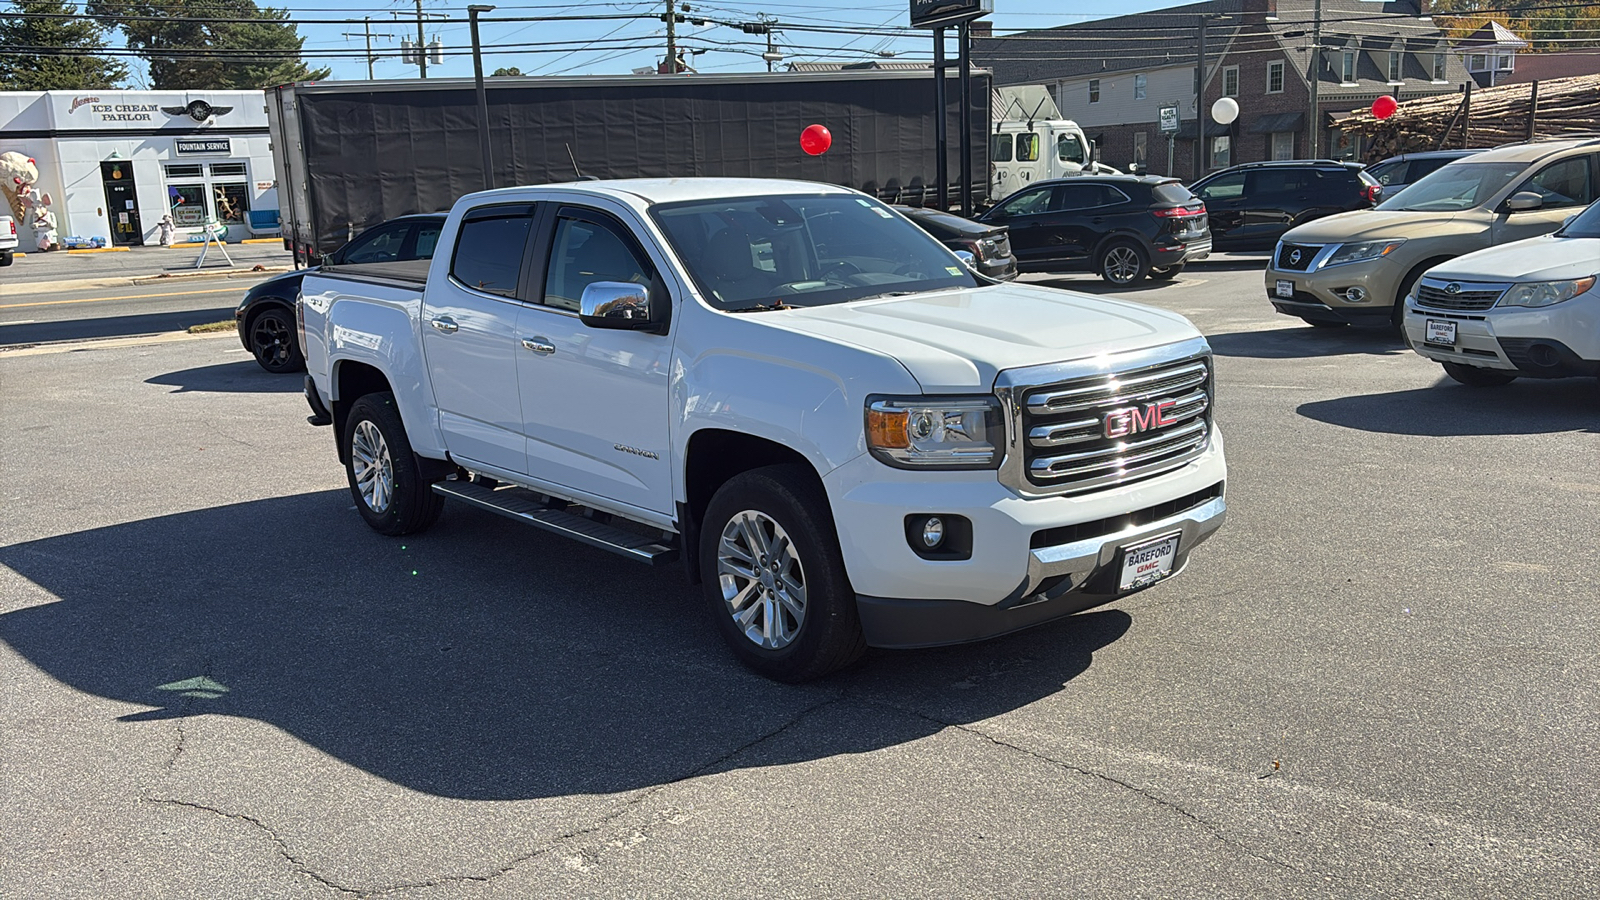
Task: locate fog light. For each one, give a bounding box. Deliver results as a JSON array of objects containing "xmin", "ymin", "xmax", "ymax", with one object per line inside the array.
[
  {"xmin": 921, "ymin": 516, "xmax": 945, "ymax": 548},
  {"xmin": 1343, "ymin": 286, "xmax": 1368, "ymax": 303}
]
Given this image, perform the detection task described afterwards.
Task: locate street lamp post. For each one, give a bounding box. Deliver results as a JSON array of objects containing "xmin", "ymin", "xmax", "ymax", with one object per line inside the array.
[{"xmin": 470, "ymin": 5, "xmax": 496, "ymax": 191}]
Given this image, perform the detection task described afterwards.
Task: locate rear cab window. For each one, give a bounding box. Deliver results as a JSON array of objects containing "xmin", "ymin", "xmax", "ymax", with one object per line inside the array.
[{"xmin": 451, "ymin": 204, "xmax": 536, "ymax": 297}]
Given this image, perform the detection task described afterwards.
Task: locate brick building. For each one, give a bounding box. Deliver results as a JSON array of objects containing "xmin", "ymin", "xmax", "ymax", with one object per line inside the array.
[{"xmin": 974, "ymin": 0, "xmax": 1473, "ymax": 181}]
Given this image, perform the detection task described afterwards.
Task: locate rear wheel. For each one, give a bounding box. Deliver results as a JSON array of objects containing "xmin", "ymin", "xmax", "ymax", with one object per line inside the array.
[
  {"xmin": 699, "ymin": 464, "xmax": 865, "ymax": 683},
  {"xmin": 1442, "ymin": 362, "xmax": 1517, "ymax": 387},
  {"xmin": 342, "ymin": 392, "xmax": 445, "ymax": 535},
  {"xmin": 0, "ymin": 249, "xmax": 13, "ymax": 267},
  {"xmin": 248, "ymin": 307, "xmax": 305, "ymax": 373},
  {"xmin": 1098, "ymin": 240, "xmax": 1150, "ymax": 286},
  {"xmin": 1148, "ymin": 264, "xmax": 1184, "ymax": 280}
]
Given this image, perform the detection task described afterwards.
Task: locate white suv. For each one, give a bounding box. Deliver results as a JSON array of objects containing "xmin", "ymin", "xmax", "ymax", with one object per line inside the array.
[{"xmin": 1404, "ymin": 203, "xmax": 1600, "ymax": 386}]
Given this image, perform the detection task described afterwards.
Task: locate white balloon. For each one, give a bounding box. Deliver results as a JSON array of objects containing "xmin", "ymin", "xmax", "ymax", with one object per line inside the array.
[{"xmin": 1211, "ymin": 97, "xmax": 1240, "ymax": 125}]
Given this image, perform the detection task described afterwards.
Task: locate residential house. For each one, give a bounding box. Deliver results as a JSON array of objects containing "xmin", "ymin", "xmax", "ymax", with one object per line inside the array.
[
  {"xmin": 1456, "ymin": 21, "xmax": 1528, "ymax": 88},
  {"xmin": 974, "ymin": 0, "xmax": 1473, "ymax": 180}
]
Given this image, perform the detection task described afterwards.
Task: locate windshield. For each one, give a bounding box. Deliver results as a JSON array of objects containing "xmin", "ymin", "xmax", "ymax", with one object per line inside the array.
[
  {"xmin": 651, "ymin": 194, "xmax": 981, "ymax": 312},
  {"xmin": 1557, "ymin": 201, "xmax": 1600, "ymax": 238},
  {"xmin": 1377, "ymin": 162, "xmax": 1526, "ymax": 212}
]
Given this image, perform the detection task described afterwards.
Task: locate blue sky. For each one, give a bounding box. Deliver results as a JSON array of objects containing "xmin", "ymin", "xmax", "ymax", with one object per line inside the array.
[{"xmin": 121, "ymin": 1, "xmax": 1175, "ymax": 85}]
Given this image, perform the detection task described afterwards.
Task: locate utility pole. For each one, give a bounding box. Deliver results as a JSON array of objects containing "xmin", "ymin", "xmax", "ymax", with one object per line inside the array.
[
  {"xmin": 1194, "ymin": 15, "xmax": 1208, "ymax": 179},
  {"xmin": 1308, "ymin": 0, "xmax": 1322, "ymax": 158},
  {"xmin": 415, "ymin": 0, "xmax": 428, "ymax": 78},
  {"xmin": 666, "ymin": 0, "xmax": 677, "ymax": 73},
  {"xmin": 342, "ymin": 17, "xmax": 392, "ymax": 81}
]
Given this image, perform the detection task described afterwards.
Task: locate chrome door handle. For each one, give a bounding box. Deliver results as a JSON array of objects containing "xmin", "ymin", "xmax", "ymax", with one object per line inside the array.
[
  {"xmin": 521, "ymin": 336, "xmax": 556, "ymax": 355},
  {"xmin": 430, "ymin": 316, "xmax": 459, "ymax": 334}
]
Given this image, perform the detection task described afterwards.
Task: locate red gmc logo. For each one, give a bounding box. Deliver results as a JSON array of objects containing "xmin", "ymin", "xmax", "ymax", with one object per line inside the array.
[{"xmin": 1105, "ymin": 400, "xmax": 1178, "ymax": 438}]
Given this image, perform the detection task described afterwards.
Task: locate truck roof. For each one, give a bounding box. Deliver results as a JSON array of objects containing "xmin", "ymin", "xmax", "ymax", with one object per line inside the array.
[{"xmin": 461, "ymin": 177, "xmax": 860, "ymax": 209}]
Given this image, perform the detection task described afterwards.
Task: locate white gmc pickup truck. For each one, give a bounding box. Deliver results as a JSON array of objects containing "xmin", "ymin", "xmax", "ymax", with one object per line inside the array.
[{"xmin": 299, "ymin": 178, "xmax": 1227, "ymax": 681}]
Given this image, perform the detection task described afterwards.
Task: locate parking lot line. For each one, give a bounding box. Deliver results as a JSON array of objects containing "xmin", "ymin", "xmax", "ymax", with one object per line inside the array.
[{"xmin": 0, "ymin": 287, "xmax": 242, "ymax": 310}]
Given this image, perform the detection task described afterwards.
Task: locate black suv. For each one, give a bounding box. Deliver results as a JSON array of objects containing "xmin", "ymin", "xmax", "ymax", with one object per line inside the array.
[
  {"xmin": 1189, "ymin": 160, "xmax": 1380, "ymax": 252},
  {"xmin": 895, "ymin": 205, "xmax": 1018, "ymax": 280},
  {"xmin": 977, "ymin": 176, "xmax": 1210, "ymax": 284}
]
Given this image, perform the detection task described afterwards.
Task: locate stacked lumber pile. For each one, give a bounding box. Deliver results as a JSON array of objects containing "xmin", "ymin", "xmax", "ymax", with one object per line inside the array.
[{"xmin": 1331, "ymin": 74, "xmax": 1600, "ymax": 159}]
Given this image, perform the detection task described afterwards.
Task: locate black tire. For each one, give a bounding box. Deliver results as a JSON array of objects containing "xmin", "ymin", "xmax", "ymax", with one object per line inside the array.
[
  {"xmin": 342, "ymin": 392, "xmax": 445, "ymax": 536},
  {"xmin": 1148, "ymin": 264, "xmax": 1184, "ymax": 281},
  {"xmin": 699, "ymin": 464, "xmax": 866, "ymax": 683},
  {"xmin": 1393, "ymin": 259, "xmax": 1446, "ymax": 332},
  {"xmin": 248, "ymin": 307, "xmax": 305, "ymax": 374},
  {"xmin": 0, "ymin": 249, "xmax": 13, "ymax": 267},
  {"xmin": 1442, "ymin": 362, "xmax": 1517, "ymax": 387},
  {"xmin": 1307, "ymin": 319, "xmax": 1347, "ymax": 329},
  {"xmin": 1097, "ymin": 240, "xmax": 1151, "ymax": 286}
]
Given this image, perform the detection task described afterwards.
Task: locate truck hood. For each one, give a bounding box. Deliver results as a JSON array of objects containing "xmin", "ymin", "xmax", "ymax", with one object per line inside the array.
[
  {"xmin": 1427, "ymin": 235, "xmax": 1600, "ymax": 283},
  {"xmin": 766, "ymin": 283, "xmax": 1204, "ymax": 392},
  {"xmin": 1284, "ymin": 208, "xmax": 1466, "ymax": 243}
]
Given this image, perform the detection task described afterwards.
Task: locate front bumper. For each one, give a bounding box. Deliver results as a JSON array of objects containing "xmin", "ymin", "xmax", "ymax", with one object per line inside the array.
[
  {"xmin": 1404, "ymin": 296, "xmax": 1600, "ymax": 377},
  {"xmin": 1266, "ymin": 252, "xmax": 1405, "ymax": 326},
  {"xmin": 823, "ymin": 431, "xmax": 1227, "ymax": 648}
]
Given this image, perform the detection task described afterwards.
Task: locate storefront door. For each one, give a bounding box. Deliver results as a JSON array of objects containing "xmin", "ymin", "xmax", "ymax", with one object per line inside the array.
[{"xmin": 101, "ymin": 161, "xmax": 144, "ymax": 246}]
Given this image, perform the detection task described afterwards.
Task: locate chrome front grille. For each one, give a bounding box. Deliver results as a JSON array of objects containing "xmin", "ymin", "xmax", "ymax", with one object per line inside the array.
[
  {"xmin": 1415, "ymin": 281, "xmax": 1505, "ymax": 311},
  {"xmin": 1016, "ymin": 354, "xmax": 1213, "ymax": 494}
]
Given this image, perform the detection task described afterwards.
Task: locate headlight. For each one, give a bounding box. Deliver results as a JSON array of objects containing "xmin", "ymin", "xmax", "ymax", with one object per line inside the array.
[
  {"xmin": 866, "ymin": 396, "xmax": 1003, "ymax": 469},
  {"xmin": 1498, "ymin": 276, "xmax": 1597, "ymax": 308},
  {"xmin": 1324, "ymin": 239, "xmax": 1405, "ymax": 267}
]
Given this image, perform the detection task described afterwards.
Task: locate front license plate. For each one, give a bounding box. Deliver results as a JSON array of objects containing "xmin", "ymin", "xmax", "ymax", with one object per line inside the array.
[
  {"xmin": 1425, "ymin": 319, "xmax": 1457, "ymax": 347},
  {"xmin": 1275, "ymin": 279, "xmax": 1294, "ymax": 299},
  {"xmin": 1118, "ymin": 533, "xmax": 1180, "ymax": 592}
]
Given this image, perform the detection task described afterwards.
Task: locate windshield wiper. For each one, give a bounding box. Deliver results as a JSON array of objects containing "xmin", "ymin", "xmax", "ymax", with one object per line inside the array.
[{"xmin": 728, "ymin": 300, "xmax": 797, "ymax": 313}]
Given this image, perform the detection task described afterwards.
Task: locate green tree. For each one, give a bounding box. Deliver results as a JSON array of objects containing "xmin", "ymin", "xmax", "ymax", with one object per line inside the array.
[
  {"xmin": 491, "ymin": 66, "xmax": 523, "ymax": 76},
  {"xmin": 89, "ymin": 0, "xmax": 330, "ymax": 90},
  {"xmin": 0, "ymin": 0, "xmax": 127, "ymax": 90}
]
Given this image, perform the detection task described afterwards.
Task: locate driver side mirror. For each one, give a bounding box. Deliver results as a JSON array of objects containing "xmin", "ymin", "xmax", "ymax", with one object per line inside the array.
[
  {"xmin": 1505, "ymin": 191, "xmax": 1544, "ymax": 212},
  {"xmin": 579, "ymin": 281, "xmax": 666, "ymax": 333}
]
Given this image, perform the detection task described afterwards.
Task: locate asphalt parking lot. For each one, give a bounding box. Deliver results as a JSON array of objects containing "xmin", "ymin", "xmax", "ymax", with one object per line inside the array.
[{"xmin": 2, "ymin": 263, "xmax": 1596, "ymax": 899}]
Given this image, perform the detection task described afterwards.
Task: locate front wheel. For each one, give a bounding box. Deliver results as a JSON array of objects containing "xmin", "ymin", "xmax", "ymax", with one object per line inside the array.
[
  {"xmin": 342, "ymin": 392, "xmax": 445, "ymax": 535},
  {"xmin": 0, "ymin": 249, "xmax": 13, "ymax": 267},
  {"xmin": 699, "ymin": 465, "xmax": 865, "ymax": 682},
  {"xmin": 248, "ymin": 307, "xmax": 305, "ymax": 373},
  {"xmin": 1098, "ymin": 241, "xmax": 1150, "ymax": 285},
  {"xmin": 1442, "ymin": 362, "xmax": 1517, "ymax": 387}
]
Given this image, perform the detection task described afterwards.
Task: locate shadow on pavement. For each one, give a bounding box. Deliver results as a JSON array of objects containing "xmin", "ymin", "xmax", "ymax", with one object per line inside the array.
[
  {"xmin": 146, "ymin": 359, "xmax": 299, "ymax": 393},
  {"xmin": 1207, "ymin": 326, "xmax": 1408, "ymax": 359},
  {"xmin": 0, "ymin": 307, "xmax": 236, "ymax": 346},
  {"xmin": 0, "ymin": 491, "xmax": 1130, "ymax": 801},
  {"xmin": 1298, "ymin": 379, "xmax": 1600, "ymax": 436}
]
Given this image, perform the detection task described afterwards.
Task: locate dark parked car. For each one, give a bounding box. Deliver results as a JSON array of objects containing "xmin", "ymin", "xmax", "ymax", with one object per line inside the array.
[
  {"xmin": 237, "ymin": 214, "xmax": 446, "ymax": 373},
  {"xmin": 1363, "ymin": 148, "xmax": 1487, "ymax": 199},
  {"xmin": 895, "ymin": 205, "xmax": 1018, "ymax": 280},
  {"xmin": 1189, "ymin": 160, "xmax": 1381, "ymax": 251},
  {"xmin": 977, "ymin": 175, "xmax": 1210, "ymax": 285}
]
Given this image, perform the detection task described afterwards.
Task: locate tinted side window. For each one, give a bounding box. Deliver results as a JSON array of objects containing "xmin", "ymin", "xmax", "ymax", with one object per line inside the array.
[
  {"xmin": 998, "ymin": 187, "xmax": 1052, "ymax": 217},
  {"xmin": 1366, "ymin": 159, "xmax": 1407, "ymax": 186},
  {"xmin": 991, "ymin": 134, "xmax": 1014, "ymax": 163},
  {"xmin": 342, "ymin": 224, "xmax": 407, "ymax": 264},
  {"xmin": 1518, "ymin": 157, "xmax": 1594, "ymax": 210},
  {"xmin": 1247, "ymin": 169, "xmax": 1307, "ymax": 199},
  {"xmin": 1194, "ymin": 172, "xmax": 1245, "ymax": 201},
  {"xmin": 451, "ymin": 209, "xmax": 534, "ymax": 297},
  {"xmin": 543, "ymin": 215, "xmax": 651, "ymax": 312},
  {"xmin": 1152, "ymin": 183, "xmax": 1196, "ymax": 205},
  {"xmin": 1409, "ymin": 158, "xmax": 1455, "ymax": 181},
  {"xmin": 1058, "ymin": 134, "xmax": 1086, "ymax": 164}
]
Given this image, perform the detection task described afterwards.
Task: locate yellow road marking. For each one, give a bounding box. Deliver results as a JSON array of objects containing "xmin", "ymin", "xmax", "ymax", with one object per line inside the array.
[{"xmin": 0, "ymin": 286, "xmax": 243, "ymax": 310}]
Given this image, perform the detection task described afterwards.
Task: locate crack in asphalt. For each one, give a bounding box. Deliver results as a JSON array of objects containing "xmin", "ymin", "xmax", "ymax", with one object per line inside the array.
[
  {"xmin": 857, "ymin": 698, "xmax": 1302, "ymax": 875},
  {"xmin": 143, "ymin": 798, "xmax": 364, "ymax": 897}
]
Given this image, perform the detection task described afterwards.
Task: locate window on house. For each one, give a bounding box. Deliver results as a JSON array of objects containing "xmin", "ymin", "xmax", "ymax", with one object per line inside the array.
[
  {"xmin": 1134, "ymin": 73, "xmax": 1147, "ymax": 100},
  {"xmin": 1341, "ymin": 51, "xmax": 1356, "ymax": 83},
  {"xmin": 1469, "ymin": 54, "xmax": 1487, "ymax": 71},
  {"xmin": 1271, "ymin": 131, "xmax": 1294, "ymax": 161},
  {"xmin": 1388, "ymin": 52, "xmax": 1403, "ymax": 82},
  {"xmin": 1433, "ymin": 53, "xmax": 1447, "ymax": 81},
  {"xmin": 1210, "ymin": 135, "xmax": 1231, "ymax": 169},
  {"xmin": 209, "ymin": 162, "xmax": 247, "ymax": 177},
  {"xmin": 1089, "ymin": 79, "xmax": 1100, "ymax": 103},
  {"xmin": 1497, "ymin": 55, "xmax": 1513, "ymax": 70},
  {"xmin": 1267, "ymin": 61, "xmax": 1284, "ymax": 93},
  {"xmin": 1223, "ymin": 66, "xmax": 1239, "ymax": 97}
]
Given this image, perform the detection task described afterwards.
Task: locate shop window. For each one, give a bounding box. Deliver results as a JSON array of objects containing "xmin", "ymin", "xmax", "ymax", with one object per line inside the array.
[
  {"xmin": 209, "ymin": 163, "xmax": 247, "ymax": 177},
  {"xmin": 168, "ymin": 184, "xmax": 210, "ymax": 226},
  {"xmin": 1267, "ymin": 61, "xmax": 1284, "ymax": 94},
  {"xmin": 1133, "ymin": 131, "xmax": 1148, "ymax": 168},
  {"xmin": 1210, "ymin": 135, "xmax": 1231, "ymax": 169},
  {"xmin": 1271, "ymin": 131, "xmax": 1294, "ymax": 161},
  {"xmin": 164, "ymin": 164, "xmax": 203, "ymax": 179},
  {"xmin": 1015, "ymin": 132, "xmax": 1040, "ymax": 162},
  {"xmin": 214, "ymin": 183, "xmax": 250, "ymax": 225}
]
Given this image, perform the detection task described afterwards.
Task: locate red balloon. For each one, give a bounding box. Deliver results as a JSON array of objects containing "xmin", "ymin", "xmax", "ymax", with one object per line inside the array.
[
  {"xmin": 800, "ymin": 124, "xmax": 832, "ymax": 156},
  {"xmin": 1372, "ymin": 95, "xmax": 1398, "ymax": 120}
]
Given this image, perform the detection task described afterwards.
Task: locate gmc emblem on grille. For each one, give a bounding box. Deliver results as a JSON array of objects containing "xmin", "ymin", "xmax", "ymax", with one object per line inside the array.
[{"xmin": 1105, "ymin": 400, "xmax": 1178, "ymax": 438}]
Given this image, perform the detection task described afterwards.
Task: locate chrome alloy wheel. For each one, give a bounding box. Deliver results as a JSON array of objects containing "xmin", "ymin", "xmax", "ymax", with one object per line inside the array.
[
  {"xmin": 351, "ymin": 419, "xmax": 395, "ymax": 514},
  {"xmin": 1103, "ymin": 245, "xmax": 1142, "ymax": 284},
  {"xmin": 716, "ymin": 510, "xmax": 807, "ymax": 650}
]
